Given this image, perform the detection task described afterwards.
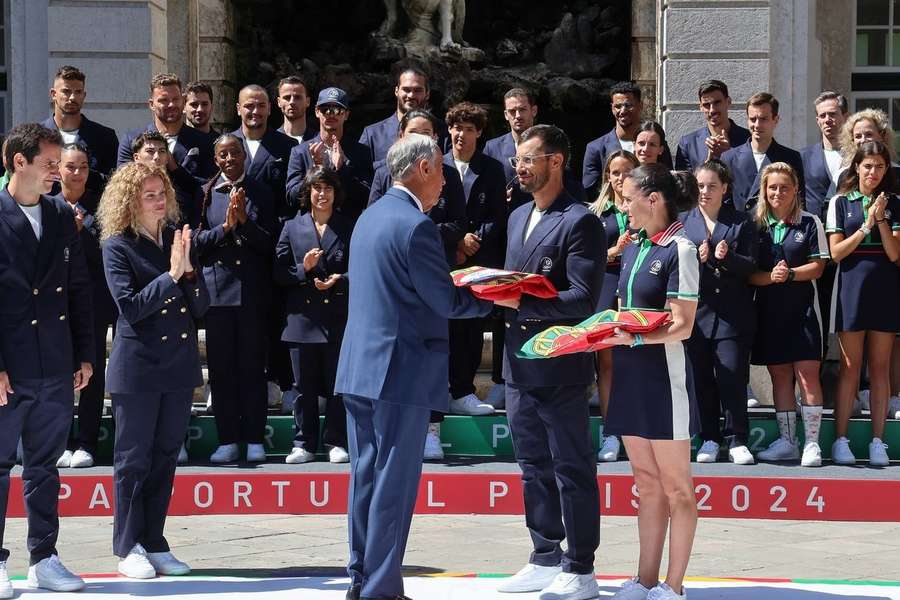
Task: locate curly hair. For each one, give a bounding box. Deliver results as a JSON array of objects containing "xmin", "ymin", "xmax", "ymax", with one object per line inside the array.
[
  {"xmin": 839, "ymin": 108, "xmax": 895, "ymax": 166},
  {"xmin": 446, "ymin": 101, "xmax": 488, "ymax": 131},
  {"xmin": 98, "ymin": 162, "xmax": 179, "ymax": 240},
  {"xmin": 754, "ymin": 162, "xmax": 801, "ymax": 229}
]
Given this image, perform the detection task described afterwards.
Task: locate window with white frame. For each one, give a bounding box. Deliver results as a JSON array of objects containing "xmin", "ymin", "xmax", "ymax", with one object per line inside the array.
[{"xmin": 853, "ymin": 0, "xmax": 900, "ymax": 147}]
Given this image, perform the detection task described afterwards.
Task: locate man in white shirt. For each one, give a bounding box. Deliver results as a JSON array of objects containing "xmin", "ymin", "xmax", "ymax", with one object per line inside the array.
[{"xmin": 276, "ymin": 76, "xmax": 318, "ymax": 143}]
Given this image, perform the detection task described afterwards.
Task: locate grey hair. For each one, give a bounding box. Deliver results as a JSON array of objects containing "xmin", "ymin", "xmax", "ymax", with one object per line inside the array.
[{"xmin": 387, "ymin": 133, "xmax": 440, "ymax": 181}]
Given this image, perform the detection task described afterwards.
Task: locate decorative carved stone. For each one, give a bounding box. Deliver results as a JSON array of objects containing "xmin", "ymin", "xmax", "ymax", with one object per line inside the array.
[{"xmin": 375, "ymin": 0, "xmax": 485, "ymax": 62}]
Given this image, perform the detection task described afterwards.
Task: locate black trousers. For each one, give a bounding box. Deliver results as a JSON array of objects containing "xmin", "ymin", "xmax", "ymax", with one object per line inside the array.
[
  {"xmin": 69, "ymin": 318, "xmax": 113, "ymax": 454},
  {"xmin": 206, "ymin": 305, "xmax": 269, "ymax": 445},
  {"xmin": 112, "ymin": 389, "xmax": 192, "ymax": 557},
  {"xmin": 449, "ymin": 316, "xmax": 485, "ymax": 399},
  {"xmin": 289, "ymin": 342, "xmax": 347, "ymax": 450},
  {"xmin": 506, "ymin": 384, "xmax": 599, "ymax": 574},
  {"xmin": 490, "ymin": 310, "xmax": 505, "ymax": 384},
  {"xmin": 266, "ymin": 291, "xmax": 294, "ymax": 390},
  {"xmin": 817, "ymin": 263, "xmax": 836, "ymax": 356},
  {"xmin": 0, "ymin": 375, "xmax": 73, "ymax": 564},
  {"xmin": 686, "ymin": 334, "xmax": 751, "ymax": 447}
]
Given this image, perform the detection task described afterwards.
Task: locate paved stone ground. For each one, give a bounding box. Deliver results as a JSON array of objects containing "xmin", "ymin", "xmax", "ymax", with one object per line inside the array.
[{"xmin": 3, "ymin": 514, "xmax": 899, "ymax": 582}]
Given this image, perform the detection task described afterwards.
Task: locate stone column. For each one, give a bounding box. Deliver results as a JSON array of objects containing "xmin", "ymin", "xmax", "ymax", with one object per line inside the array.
[
  {"xmin": 198, "ymin": 0, "xmax": 236, "ymax": 132},
  {"xmin": 168, "ymin": 0, "xmax": 199, "ymax": 84},
  {"xmin": 631, "ymin": 0, "xmax": 659, "ymax": 120},
  {"xmin": 9, "ymin": 0, "xmax": 49, "ymax": 125}
]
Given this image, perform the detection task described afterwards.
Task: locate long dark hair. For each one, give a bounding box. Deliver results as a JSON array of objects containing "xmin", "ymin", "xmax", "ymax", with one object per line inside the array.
[
  {"xmin": 398, "ymin": 109, "xmax": 439, "ymax": 137},
  {"xmin": 624, "ymin": 164, "xmax": 693, "ymax": 223},
  {"xmin": 837, "ymin": 141, "xmax": 898, "ymax": 197}
]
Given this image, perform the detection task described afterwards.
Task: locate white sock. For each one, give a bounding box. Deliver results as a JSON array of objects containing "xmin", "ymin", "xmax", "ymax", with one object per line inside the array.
[
  {"xmin": 775, "ymin": 411, "xmax": 797, "ymax": 445},
  {"xmin": 800, "ymin": 405, "xmax": 823, "ymax": 446}
]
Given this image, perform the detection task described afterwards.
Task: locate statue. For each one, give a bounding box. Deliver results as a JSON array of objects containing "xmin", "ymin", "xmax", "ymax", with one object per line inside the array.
[{"xmin": 377, "ymin": 0, "xmax": 484, "ymax": 61}]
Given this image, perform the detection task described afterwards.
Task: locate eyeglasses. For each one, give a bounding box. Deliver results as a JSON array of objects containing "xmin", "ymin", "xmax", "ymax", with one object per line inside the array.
[
  {"xmin": 509, "ymin": 154, "xmax": 553, "ymax": 168},
  {"xmin": 319, "ymin": 106, "xmax": 347, "ymax": 116}
]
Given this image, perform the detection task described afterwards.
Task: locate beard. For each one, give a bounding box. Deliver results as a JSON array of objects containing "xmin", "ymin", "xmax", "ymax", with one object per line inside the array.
[{"xmin": 518, "ymin": 170, "xmax": 548, "ymax": 194}]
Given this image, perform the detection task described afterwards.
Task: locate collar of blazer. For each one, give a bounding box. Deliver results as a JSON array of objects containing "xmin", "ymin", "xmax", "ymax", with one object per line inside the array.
[
  {"xmin": 512, "ymin": 191, "xmax": 572, "ymax": 271},
  {"xmin": 0, "ymin": 188, "xmax": 41, "ymax": 253},
  {"xmin": 1, "ymin": 190, "xmax": 63, "ymax": 281}
]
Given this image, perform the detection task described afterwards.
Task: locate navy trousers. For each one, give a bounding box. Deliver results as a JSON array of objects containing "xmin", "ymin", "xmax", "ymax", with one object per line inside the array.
[
  {"xmin": 344, "ymin": 394, "xmax": 430, "ymax": 600},
  {"xmin": 289, "ymin": 342, "xmax": 347, "ymax": 451},
  {"xmin": 506, "ymin": 384, "xmax": 599, "ymax": 574},
  {"xmin": 686, "ymin": 334, "xmax": 751, "ymax": 447},
  {"xmin": 448, "ymin": 316, "xmax": 485, "ymax": 399},
  {"xmin": 111, "ymin": 389, "xmax": 192, "ymax": 557},
  {"xmin": 69, "ymin": 318, "xmax": 113, "ymax": 454},
  {"xmin": 0, "ymin": 375, "xmax": 72, "ymax": 564}
]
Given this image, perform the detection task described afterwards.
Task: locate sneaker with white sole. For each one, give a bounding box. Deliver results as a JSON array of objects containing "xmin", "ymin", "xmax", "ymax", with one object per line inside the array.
[
  {"xmin": 0, "ymin": 560, "xmax": 12, "ymax": 599},
  {"xmin": 610, "ymin": 577, "xmax": 653, "ymax": 600},
  {"xmin": 485, "ymin": 383, "xmax": 506, "ymax": 409},
  {"xmin": 728, "ymin": 445, "xmax": 755, "ymax": 465},
  {"xmin": 423, "ymin": 426, "xmax": 444, "ymax": 461},
  {"xmin": 246, "ymin": 443, "xmax": 266, "ymax": 462},
  {"xmin": 801, "ymin": 441, "xmax": 822, "ymax": 467},
  {"xmin": 56, "ymin": 449, "xmax": 73, "ymax": 468},
  {"xmin": 449, "ymin": 393, "xmax": 494, "ymax": 416},
  {"xmin": 177, "ymin": 444, "xmax": 188, "ymax": 464},
  {"xmin": 869, "ymin": 438, "xmax": 889, "ymax": 467},
  {"xmin": 118, "ymin": 544, "xmax": 156, "ymax": 579},
  {"xmin": 647, "ymin": 582, "xmax": 686, "ymax": 599},
  {"xmin": 285, "ymin": 447, "xmax": 315, "ymax": 464},
  {"xmin": 695, "ymin": 440, "xmax": 719, "ymax": 463},
  {"xmin": 831, "ymin": 437, "xmax": 856, "ymax": 465},
  {"xmin": 69, "ymin": 449, "xmax": 94, "ymax": 468},
  {"xmin": 757, "ymin": 438, "xmax": 799, "ymax": 461},
  {"xmin": 27, "ymin": 555, "xmax": 85, "ymax": 591},
  {"xmin": 497, "ymin": 563, "xmax": 562, "ymax": 593},
  {"xmin": 147, "ymin": 551, "xmax": 190, "ymax": 575},
  {"xmin": 329, "ymin": 446, "xmax": 350, "ymax": 463},
  {"xmin": 598, "ymin": 435, "xmax": 620, "ymax": 462},
  {"xmin": 888, "ymin": 396, "xmax": 900, "ymax": 419},
  {"xmin": 539, "ymin": 571, "xmax": 599, "ymax": 600},
  {"xmin": 209, "ymin": 443, "xmax": 239, "ymax": 463}
]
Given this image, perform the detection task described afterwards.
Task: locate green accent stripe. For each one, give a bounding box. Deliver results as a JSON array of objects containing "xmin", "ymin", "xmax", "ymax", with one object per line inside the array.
[{"xmin": 624, "ymin": 241, "xmax": 652, "ymax": 309}]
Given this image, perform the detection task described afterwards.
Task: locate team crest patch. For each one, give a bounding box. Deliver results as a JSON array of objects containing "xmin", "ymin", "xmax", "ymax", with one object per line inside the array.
[
  {"xmin": 649, "ymin": 259, "xmax": 662, "ymax": 275},
  {"xmin": 272, "ymin": 167, "xmax": 281, "ymax": 179},
  {"xmin": 794, "ymin": 231, "xmax": 805, "ymax": 243},
  {"xmin": 539, "ymin": 257, "xmax": 553, "ymax": 271},
  {"xmin": 333, "ymin": 250, "xmax": 344, "ymax": 261}
]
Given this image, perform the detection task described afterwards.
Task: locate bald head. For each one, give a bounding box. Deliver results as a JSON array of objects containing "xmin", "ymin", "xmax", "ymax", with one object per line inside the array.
[{"xmin": 237, "ymin": 84, "xmax": 271, "ymax": 134}]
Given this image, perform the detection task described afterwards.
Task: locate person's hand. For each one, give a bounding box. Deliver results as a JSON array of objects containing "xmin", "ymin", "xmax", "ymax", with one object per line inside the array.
[
  {"xmin": 455, "ymin": 249, "xmax": 467, "ymax": 265},
  {"xmin": 771, "ymin": 259, "xmax": 789, "ymax": 283},
  {"xmin": 74, "ymin": 207, "xmax": 84, "ymax": 232},
  {"xmin": 169, "ymin": 227, "xmax": 186, "ymax": 281},
  {"xmin": 303, "ymin": 248, "xmax": 323, "ymax": 272},
  {"xmin": 460, "ymin": 233, "xmax": 481, "ymax": 257},
  {"xmin": 607, "ymin": 327, "xmax": 635, "ymax": 346},
  {"xmin": 873, "ymin": 192, "xmax": 888, "ymax": 222},
  {"xmin": 494, "ymin": 297, "xmax": 520, "ymax": 310},
  {"xmin": 698, "ymin": 240, "xmax": 710, "ymax": 264},
  {"xmin": 224, "ymin": 202, "xmax": 239, "ymax": 232},
  {"xmin": 0, "ymin": 371, "xmax": 13, "ymax": 406},
  {"xmin": 615, "ymin": 232, "xmax": 630, "ymax": 254},
  {"xmin": 704, "ymin": 129, "xmax": 731, "ymax": 159},
  {"xmin": 73, "ymin": 362, "xmax": 93, "ymax": 391},
  {"xmin": 314, "ymin": 273, "xmax": 341, "ymax": 291},
  {"xmin": 181, "ymin": 224, "xmax": 193, "ymax": 273},
  {"xmin": 166, "ymin": 152, "xmax": 179, "ymax": 172},
  {"xmin": 309, "ymin": 141, "xmax": 326, "ymax": 166},
  {"xmin": 231, "ymin": 187, "xmax": 248, "ymax": 224},
  {"xmin": 715, "ymin": 240, "xmax": 729, "ymax": 260},
  {"xmin": 326, "ymin": 136, "xmax": 345, "ymax": 169}
]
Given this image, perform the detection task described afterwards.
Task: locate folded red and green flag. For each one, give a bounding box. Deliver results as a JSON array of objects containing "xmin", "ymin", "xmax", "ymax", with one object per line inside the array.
[
  {"xmin": 517, "ymin": 309, "xmax": 672, "ymax": 359},
  {"xmin": 451, "ymin": 266, "xmax": 557, "ymax": 302}
]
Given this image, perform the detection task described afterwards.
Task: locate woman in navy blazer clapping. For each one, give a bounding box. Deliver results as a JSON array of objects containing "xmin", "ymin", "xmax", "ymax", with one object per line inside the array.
[
  {"xmin": 276, "ymin": 167, "xmax": 351, "ymax": 464},
  {"xmin": 98, "ymin": 162, "xmax": 209, "ymax": 578}
]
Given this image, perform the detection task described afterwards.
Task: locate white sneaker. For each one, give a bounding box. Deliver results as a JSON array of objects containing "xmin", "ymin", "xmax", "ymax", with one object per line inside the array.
[
  {"xmin": 209, "ymin": 443, "xmax": 239, "ymax": 463},
  {"xmin": 69, "ymin": 449, "xmax": 94, "ymax": 468},
  {"xmin": 56, "ymin": 449, "xmax": 73, "ymax": 468},
  {"xmin": 117, "ymin": 544, "xmax": 156, "ymax": 579},
  {"xmin": 695, "ymin": 440, "xmax": 719, "ymax": 463},
  {"xmin": 423, "ymin": 426, "xmax": 444, "ymax": 461},
  {"xmin": 801, "ymin": 441, "xmax": 822, "ymax": 467},
  {"xmin": 177, "ymin": 444, "xmax": 188, "ymax": 464},
  {"xmin": 539, "ymin": 571, "xmax": 599, "ymax": 600},
  {"xmin": 328, "ymin": 446, "xmax": 350, "ymax": 463},
  {"xmin": 485, "ymin": 383, "xmax": 506, "ymax": 409},
  {"xmin": 869, "ymin": 438, "xmax": 889, "ymax": 467},
  {"xmin": 610, "ymin": 577, "xmax": 653, "ymax": 600},
  {"xmin": 888, "ymin": 396, "xmax": 900, "ymax": 419},
  {"xmin": 281, "ymin": 389, "xmax": 300, "ymax": 415},
  {"xmin": 449, "ymin": 393, "xmax": 494, "ymax": 416},
  {"xmin": 267, "ymin": 381, "xmax": 282, "ymax": 407},
  {"xmin": 648, "ymin": 582, "xmax": 686, "ymax": 599},
  {"xmin": 246, "ymin": 443, "xmax": 266, "ymax": 462},
  {"xmin": 831, "ymin": 437, "xmax": 856, "ymax": 465},
  {"xmin": 0, "ymin": 560, "xmax": 12, "ymax": 600},
  {"xmin": 27, "ymin": 555, "xmax": 85, "ymax": 591},
  {"xmin": 598, "ymin": 435, "xmax": 620, "ymax": 462},
  {"xmin": 146, "ymin": 551, "xmax": 190, "ymax": 575},
  {"xmin": 285, "ymin": 447, "xmax": 315, "ymax": 464},
  {"xmin": 757, "ymin": 438, "xmax": 799, "ymax": 461},
  {"xmin": 497, "ymin": 563, "xmax": 562, "ymax": 593},
  {"xmin": 728, "ymin": 445, "xmax": 755, "ymax": 465}
]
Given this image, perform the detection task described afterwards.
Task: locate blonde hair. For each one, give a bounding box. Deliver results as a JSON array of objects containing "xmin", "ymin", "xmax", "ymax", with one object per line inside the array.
[
  {"xmin": 588, "ymin": 150, "xmax": 639, "ymax": 216},
  {"xmin": 839, "ymin": 108, "xmax": 895, "ymax": 166},
  {"xmin": 755, "ymin": 162, "xmax": 801, "ymax": 229},
  {"xmin": 98, "ymin": 162, "xmax": 179, "ymax": 240}
]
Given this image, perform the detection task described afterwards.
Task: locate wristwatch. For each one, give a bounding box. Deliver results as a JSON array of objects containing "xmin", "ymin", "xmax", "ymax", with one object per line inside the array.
[{"xmin": 786, "ymin": 268, "xmax": 796, "ymax": 283}]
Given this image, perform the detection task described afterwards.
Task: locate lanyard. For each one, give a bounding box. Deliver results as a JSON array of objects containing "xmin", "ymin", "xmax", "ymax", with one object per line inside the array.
[
  {"xmin": 614, "ymin": 207, "xmax": 628, "ymax": 237},
  {"xmin": 624, "ymin": 235, "xmax": 652, "ymax": 308}
]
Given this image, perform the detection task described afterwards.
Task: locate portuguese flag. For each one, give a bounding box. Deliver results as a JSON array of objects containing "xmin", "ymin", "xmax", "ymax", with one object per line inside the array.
[{"xmin": 451, "ymin": 266, "xmax": 557, "ymax": 302}]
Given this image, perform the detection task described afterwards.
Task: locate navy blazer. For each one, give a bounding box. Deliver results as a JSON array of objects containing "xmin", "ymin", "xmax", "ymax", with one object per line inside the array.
[
  {"xmin": 42, "ymin": 114, "xmax": 119, "ymax": 178},
  {"xmin": 0, "ymin": 190, "xmax": 95, "ymax": 379},
  {"xmin": 800, "ymin": 142, "xmax": 834, "ymax": 220},
  {"xmin": 231, "ymin": 127, "xmax": 298, "ymax": 224},
  {"xmin": 679, "ymin": 205, "xmax": 758, "ymax": 339},
  {"xmin": 117, "ymin": 122, "xmax": 217, "ymax": 181},
  {"xmin": 277, "ymin": 124, "xmax": 320, "ymax": 143},
  {"xmin": 674, "ymin": 119, "xmax": 751, "ymax": 172},
  {"xmin": 441, "ymin": 151, "xmax": 507, "ymax": 268},
  {"xmin": 502, "ymin": 191, "xmax": 605, "ymax": 387},
  {"xmin": 721, "ymin": 139, "xmax": 806, "ymax": 212},
  {"xmin": 335, "ymin": 187, "xmax": 491, "ymax": 410},
  {"xmin": 285, "ymin": 134, "xmax": 373, "ymax": 222},
  {"xmin": 195, "ymin": 177, "xmax": 276, "ymax": 308},
  {"xmin": 275, "ymin": 211, "xmax": 351, "ymax": 344},
  {"xmin": 358, "ymin": 113, "xmax": 450, "ymax": 165},
  {"xmin": 369, "ymin": 160, "xmax": 466, "ymax": 265},
  {"xmin": 583, "ymin": 128, "xmax": 674, "ymax": 199},
  {"xmin": 102, "ymin": 226, "xmax": 210, "ymax": 394}
]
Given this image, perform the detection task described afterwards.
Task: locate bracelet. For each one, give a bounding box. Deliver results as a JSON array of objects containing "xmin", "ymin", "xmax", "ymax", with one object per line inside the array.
[
  {"xmin": 630, "ymin": 333, "xmax": 644, "ymax": 348},
  {"xmin": 876, "ymin": 218, "xmax": 887, "ymax": 224},
  {"xmin": 786, "ymin": 268, "xmax": 796, "ymax": 283},
  {"xmin": 859, "ymin": 225, "xmax": 872, "ymax": 236}
]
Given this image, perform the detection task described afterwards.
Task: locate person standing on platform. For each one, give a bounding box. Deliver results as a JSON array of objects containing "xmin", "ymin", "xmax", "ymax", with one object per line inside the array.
[
  {"xmin": 826, "ymin": 141, "xmax": 900, "ymax": 466},
  {"xmin": 604, "ymin": 164, "xmax": 699, "ymax": 600},
  {"xmin": 335, "ymin": 134, "xmax": 491, "ymax": 600},
  {"xmin": 680, "ymin": 160, "xmax": 759, "ymax": 466},
  {"xmin": 674, "ymin": 80, "xmax": 750, "ymax": 172},
  {"xmin": 496, "ymin": 125, "xmax": 604, "ymax": 600},
  {"xmin": 587, "ymin": 149, "xmax": 639, "ymax": 463},
  {"xmin": 99, "ymin": 162, "xmax": 209, "ymax": 578},
  {"xmin": 52, "ymin": 143, "xmax": 117, "ymax": 470},
  {"xmin": 276, "ymin": 76, "xmax": 319, "ymax": 144},
  {"xmin": 748, "ymin": 163, "xmax": 829, "ymax": 467},
  {"xmin": 195, "ymin": 134, "xmax": 276, "ymax": 464},
  {"xmin": 0, "ymin": 123, "xmax": 95, "ymax": 595},
  {"xmin": 277, "ymin": 168, "xmax": 351, "ymax": 465}
]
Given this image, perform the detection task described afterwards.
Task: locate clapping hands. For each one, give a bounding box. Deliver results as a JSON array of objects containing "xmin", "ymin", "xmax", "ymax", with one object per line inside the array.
[{"xmin": 169, "ymin": 224, "xmax": 194, "ymax": 281}]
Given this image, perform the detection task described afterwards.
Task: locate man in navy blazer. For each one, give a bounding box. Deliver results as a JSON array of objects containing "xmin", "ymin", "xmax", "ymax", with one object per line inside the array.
[
  {"xmin": 674, "ymin": 80, "xmax": 751, "ymax": 172},
  {"xmin": 721, "ymin": 92, "xmax": 805, "ymax": 212},
  {"xmin": 495, "ymin": 125, "xmax": 604, "ymax": 599},
  {"xmin": 275, "ymin": 75, "xmax": 319, "ymax": 143},
  {"xmin": 800, "ymin": 91, "xmax": 848, "ymax": 220},
  {"xmin": 0, "ymin": 124, "xmax": 94, "ymax": 592},
  {"xmin": 335, "ymin": 134, "xmax": 491, "ymax": 600}
]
